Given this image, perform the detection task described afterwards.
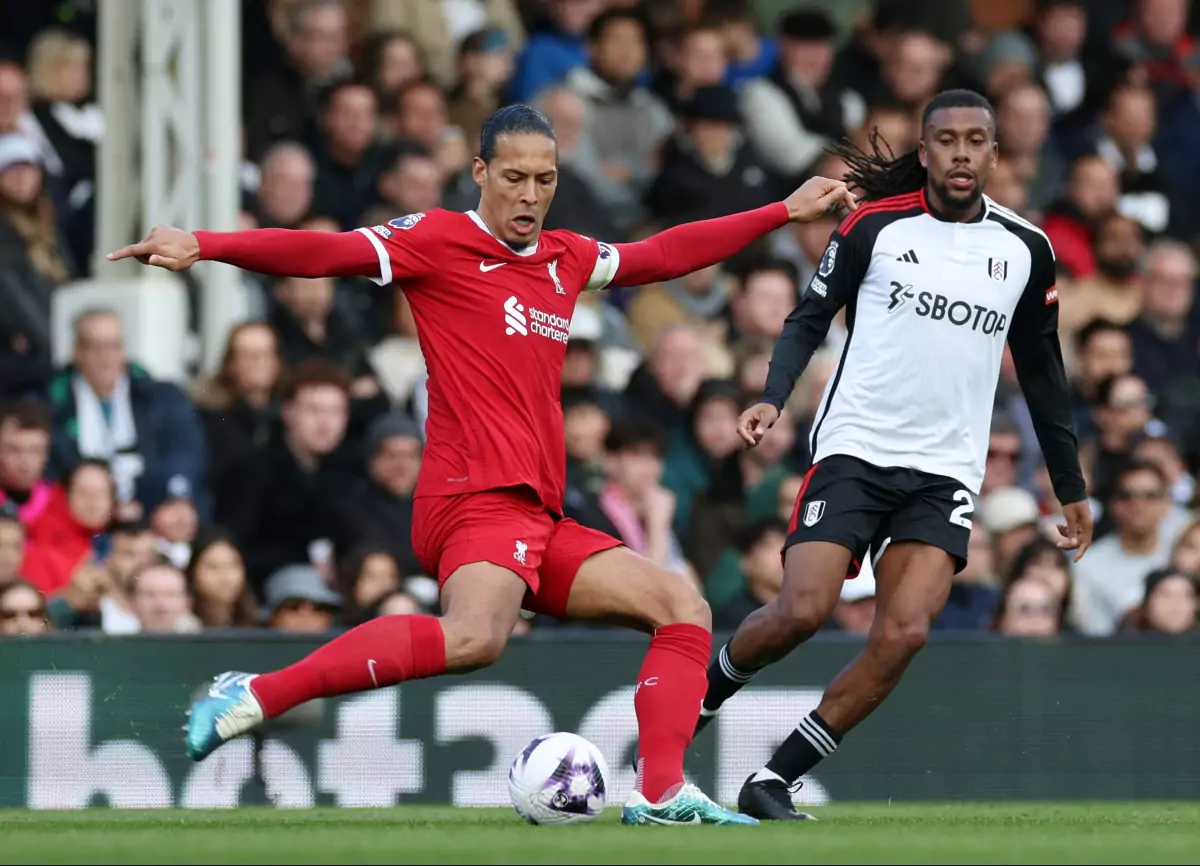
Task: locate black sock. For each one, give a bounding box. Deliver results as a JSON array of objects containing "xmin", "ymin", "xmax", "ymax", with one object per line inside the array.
[
  {"xmin": 701, "ymin": 643, "xmax": 757, "ymax": 714},
  {"xmin": 761, "ymin": 710, "xmax": 843, "ymax": 784}
]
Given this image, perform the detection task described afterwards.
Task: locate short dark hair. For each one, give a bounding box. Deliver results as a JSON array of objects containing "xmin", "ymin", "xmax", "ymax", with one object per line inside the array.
[
  {"xmin": 0, "ymin": 398, "xmax": 50, "ymax": 432},
  {"xmin": 735, "ymin": 517, "xmax": 788, "ymax": 555},
  {"xmin": 111, "ymin": 517, "xmax": 152, "ymax": 536},
  {"xmin": 1075, "ymin": 317, "xmax": 1128, "ymax": 353},
  {"xmin": 587, "ymin": 8, "xmax": 646, "ymax": 43},
  {"xmin": 1114, "ymin": 458, "xmax": 1168, "ymax": 491},
  {"xmin": 318, "ymin": 76, "xmax": 375, "ymax": 114},
  {"xmin": 479, "ymin": 103, "xmax": 556, "ymax": 164},
  {"xmin": 604, "ymin": 418, "xmax": 668, "ymax": 458},
  {"xmin": 279, "ymin": 358, "xmax": 352, "ymax": 403}
]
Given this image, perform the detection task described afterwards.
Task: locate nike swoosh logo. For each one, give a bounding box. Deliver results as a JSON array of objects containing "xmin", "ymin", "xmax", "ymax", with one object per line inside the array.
[
  {"xmin": 480, "ymin": 262, "xmax": 506, "ymax": 272},
  {"xmin": 367, "ymin": 659, "xmax": 378, "ymax": 688}
]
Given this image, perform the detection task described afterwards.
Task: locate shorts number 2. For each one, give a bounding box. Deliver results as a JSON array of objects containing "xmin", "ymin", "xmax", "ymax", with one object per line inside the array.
[{"xmin": 949, "ymin": 489, "xmax": 974, "ymax": 529}]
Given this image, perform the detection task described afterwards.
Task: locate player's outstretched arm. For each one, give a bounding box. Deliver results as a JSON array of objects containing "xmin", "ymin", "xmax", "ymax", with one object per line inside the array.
[
  {"xmin": 608, "ymin": 176, "xmax": 857, "ymax": 289},
  {"xmin": 1008, "ymin": 264, "xmax": 1092, "ymax": 561},
  {"xmin": 108, "ymin": 224, "xmax": 384, "ymax": 280}
]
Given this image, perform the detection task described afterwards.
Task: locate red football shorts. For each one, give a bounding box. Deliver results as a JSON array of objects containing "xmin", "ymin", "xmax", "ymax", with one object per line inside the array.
[{"xmin": 411, "ymin": 486, "xmax": 623, "ymax": 618}]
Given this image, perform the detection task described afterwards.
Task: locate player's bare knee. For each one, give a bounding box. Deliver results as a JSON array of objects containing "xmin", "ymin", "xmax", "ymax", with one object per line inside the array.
[
  {"xmin": 655, "ymin": 576, "xmax": 711, "ymax": 632},
  {"xmin": 442, "ymin": 618, "xmax": 510, "ymax": 670},
  {"xmin": 775, "ymin": 590, "xmax": 835, "ymax": 642},
  {"xmin": 872, "ymin": 615, "xmax": 930, "ymax": 662}
]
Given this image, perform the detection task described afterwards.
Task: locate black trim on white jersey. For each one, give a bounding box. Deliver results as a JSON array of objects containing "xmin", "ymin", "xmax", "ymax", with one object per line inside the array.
[
  {"xmin": 762, "ymin": 198, "xmax": 924, "ymax": 424},
  {"xmin": 986, "ymin": 206, "xmax": 1087, "ymax": 505}
]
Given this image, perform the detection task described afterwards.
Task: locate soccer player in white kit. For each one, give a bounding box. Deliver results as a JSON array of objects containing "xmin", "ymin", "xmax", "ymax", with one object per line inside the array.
[{"xmin": 700, "ymin": 89, "xmax": 1094, "ymax": 820}]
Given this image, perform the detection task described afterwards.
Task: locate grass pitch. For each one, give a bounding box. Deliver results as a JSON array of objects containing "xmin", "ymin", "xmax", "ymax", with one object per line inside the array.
[{"xmin": 3, "ymin": 803, "xmax": 1198, "ymax": 864}]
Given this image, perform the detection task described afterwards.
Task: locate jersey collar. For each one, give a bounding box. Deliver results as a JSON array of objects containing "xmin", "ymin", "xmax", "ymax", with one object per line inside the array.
[
  {"xmin": 920, "ymin": 187, "xmax": 990, "ymax": 224},
  {"xmin": 467, "ymin": 209, "xmax": 540, "ymax": 256}
]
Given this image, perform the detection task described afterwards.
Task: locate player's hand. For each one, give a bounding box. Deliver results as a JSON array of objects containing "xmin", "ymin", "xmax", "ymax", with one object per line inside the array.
[
  {"xmin": 737, "ymin": 402, "xmax": 780, "ymax": 448},
  {"xmin": 784, "ymin": 177, "xmax": 859, "ymax": 223},
  {"xmin": 107, "ymin": 225, "xmax": 201, "ymax": 271},
  {"xmin": 1055, "ymin": 500, "xmax": 1094, "ymax": 563}
]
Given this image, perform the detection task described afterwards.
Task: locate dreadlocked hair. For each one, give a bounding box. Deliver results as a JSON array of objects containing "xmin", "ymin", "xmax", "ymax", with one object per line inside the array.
[{"xmin": 826, "ymin": 88, "xmax": 996, "ymax": 203}]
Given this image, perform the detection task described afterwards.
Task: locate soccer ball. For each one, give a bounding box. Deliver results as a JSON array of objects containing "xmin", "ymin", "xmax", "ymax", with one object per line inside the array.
[{"xmin": 508, "ymin": 732, "xmax": 609, "ymax": 825}]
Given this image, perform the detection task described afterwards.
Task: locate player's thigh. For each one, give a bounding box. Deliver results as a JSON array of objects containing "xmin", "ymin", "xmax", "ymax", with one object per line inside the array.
[
  {"xmin": 872, "ymin": 474, "xmax": 974, "ymax": 581},
  {"xmin": 439, "ymin": 560, "xmax": 530, "ymax": 666},
  {"xmin": 780, "ymin": 455, "xmax": 900, "ymax": 620},
  {"xmin": 868, "ymin": 540, "xmax": 956, "ymax": 650},
  {"xmin": 538, "ymin": 522, "xmax": 709, "ymax": 633}
]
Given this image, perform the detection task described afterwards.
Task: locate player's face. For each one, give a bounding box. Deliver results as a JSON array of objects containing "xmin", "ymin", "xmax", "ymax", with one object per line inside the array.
[
  {"xmin": 919, "ymin": 106, "xmax": 997, "ymax": 216},
  {"xmin": 474, "ymin": 132, "xmax": 558, "ymax": 247}
]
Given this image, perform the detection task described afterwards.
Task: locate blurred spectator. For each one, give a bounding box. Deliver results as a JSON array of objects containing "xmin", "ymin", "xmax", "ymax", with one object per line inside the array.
[
  {"xmin": 1124, "ymin": 239, "xmax": 1200, "ymax": 393},
  {"xmin": 533, "ymin": 86, "xmax": 623, "ymax": 241},
  {"xmin": 626, "ymin": 262, "xmax": 730, "ymax": 354},
  {"xmin": 1068, "ymin": 319, "xmax": 1133, "ymax": 440},
  {"xmin": 713, "ymin": 517, "xmax": 788, "ymax": 629},
  {"xmin": 1131, "ymin": 429, "xmax": 1195, "ymax": 506},
  {"xmin": 0, "ymin": 579, "xmax": 47, "ymax": 636},
  {"xmin": 0, "ymin": 132, "xmax": 72, "ymax": 390},
  {"xmin": 1092, "ymin": 80, "xmax": 1174, "ymax": 237},
  {"xmin": 310, "ymin": 79, "xmax": 384, "ymax": 231},
  {"xmin": 981, "ymin": 416, "xmax": 1025, "ymax": 496},
  {"xmin": 1169, "ymin": 519, "xmax": 1200, "ymax": 572},
  {"xmin": 977, "ymin": 29, "xmax": 1040, "ymax": 99},
  {"xmin": 1041, "ymin": 154, "xmax": 1119, "ymax": 278},
  {"xmin": 994, "ymin": 575, "xmax": 1062, "ymax": 637},
  {"xmin": 245, "ymin": 0, "xmax": 352, "ymax": 162},
  {"xmin": 1070, "ymin": 459, "xmax": 1188, "ymax": 635},
  {"xmin": 262, "ymin": 563, "xmax": 342, "ymax": 632},
  {"xmin": 702, "ymin": 0, "xmax": 778, "ymax": 88},
  {"xmin": 131, "ymin": 559, "xmax": 199, "ymax": 634},
  {"xmin": 829, "ymin": 568, "xmax": 877, "ymax": 635},
  {"xmin": 367, "ymin": 0, "xmax": 524, "ymax": 91},
  {"xmin": 934, "ymin": 523, "xmax": 1003, "ymax": 630},
  {"xmin": 448, "ymin": 28, "xmax": 516, "ymax": 149},
  {"xmin": 623, "ymin": 323, "xmax": 709, "ymax": 437},
  {"xmin": 20, "ymin": 457, "xmax": 111, "ymax": 595},
  {"xmin": 563, "ymin": 386, "xmax": 611, "ymax": 496},
  {"xmin": 568, "ymin": 417, "xmax": 690, "ymax": 579},
  {"xmin": 652, "ymin": 22, "xmax": 728, "ymax": 115},
  {"xmin": 337, "ymin": 543, "xmax": 402, "ymax": 624},
  {"xmin": 0, "ymin": 398, "xmax": 52, "ymax": 521},
  {"xmin": 740, "ymin": 9, "xmax": 865, "ymax": 186},
  {"xmin": 1033, "ymin": 0, "xmax": 1088, "ymax": 116},
  {"xmin": 217, "ymin": 359, "xmax": 358, "ymax": 589},
  {"xmin": 980, "ymin": 486, "xmax": 1041, "ymax": 581},
  {"xmin": 508, "ymin": 0, "xmax": 605, "ymax": 102},
  {"xmin": 730, "ymin": 261, "xmax": 797, "ymax": 345},
  {"xmin": 334, "ymin": 411, "xmax": 422, "ymax": 578},
  {"xmin": 0, "ymin": 506, "xmax": 23, "ymax": 585},
  {"xmin": 879, "ymin": 28, "xmax": 949, "ymax": 115},
  {"xmin": 147, "ymin": 474, "xmax": 199, "ymax": 568},
  {"xmin": 1111, "ymin": 0, "xmax": 1198, "ymax": 101},
  {"xmin": 564, "ymin": 9, "xmax": 673, "ymax": 232},
  {"xmin": 986, "ymin": 157, "xmax": 1029, "ymax": 215},
  {"xmin": 645, "ymin": 85, "xmax": 777, "ymax": 226},
  {"xmin": 0, "ymin": 61, "xmax": 27, "ymax": 139},
  {"xmin": 192, "ymin": 322, "xmax": 283, "ymax": 502},
  {"xmin": 357, "ymin": 29, "xmax": 426, "ymax": 113},
  {"xmin": 366, "ymin": 588, "xmax": 422, "ymax": 619},
  {"xmin": 48, "ymin": 308, "xmax": 207, "ymax": 522},
  {"xmin": 663, "ymin": 379, "xmax": 743, "ymax": 550},
  {"xmin": 362, "ymin": 141, "xmax": 444, "ymax": 227},
  {"xmin": 1058, "ymin": 213, "xmax": 1144, "ymax": 336},
  {"xmin": 1119, "ymin": 566, "xmax": 1198, "ymax": 633},
  {"xmin": 995, "ymin": 80, "xmax": 1063, "ymax": 214},
  {"xmin": 250, "ymin": 142, "xmax": 316, "ymax": 230},
  {"xmin": 185, "ymin": 527, "xmax": 258, "ymax": 629},
  {"xmin": 1082, "ymin": 372, "xmax": 1155, "ymax": 501}
]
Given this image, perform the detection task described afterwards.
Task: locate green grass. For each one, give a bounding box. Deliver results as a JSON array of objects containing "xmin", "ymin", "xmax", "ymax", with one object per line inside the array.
[{"xmin": 2, "ymin": 803, "xmax": 1198, "ymax": 864}]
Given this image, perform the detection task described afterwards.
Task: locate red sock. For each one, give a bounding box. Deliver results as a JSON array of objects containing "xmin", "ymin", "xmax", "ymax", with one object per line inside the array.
[
  {"xmin": 251, "ymin": 615, "xmax": 446, "ymax": 718},
  {"xmin": 633, "ymin": 623, "xmax": 712, "ymax": 804}
]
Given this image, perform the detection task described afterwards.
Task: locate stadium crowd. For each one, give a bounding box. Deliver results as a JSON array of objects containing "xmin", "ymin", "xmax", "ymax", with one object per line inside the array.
[{"xmin": 0, "ymin": 0, "xmax": 1198, "ymax": 641}]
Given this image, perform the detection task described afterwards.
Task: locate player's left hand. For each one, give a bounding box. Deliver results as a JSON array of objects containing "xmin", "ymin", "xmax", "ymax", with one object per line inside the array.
[
  {"xmin": 784, "ymin": 177, "xmax": 859, "ymax": 223},
  {"xmin": 1056, "ymin": 500, "xmax": 1094, "ymax": 563}
]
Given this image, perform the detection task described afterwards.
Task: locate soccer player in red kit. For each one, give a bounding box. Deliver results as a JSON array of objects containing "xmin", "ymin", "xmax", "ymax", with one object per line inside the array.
[{"xmin": 111, "ymin": 104, "xmax": 854, "ymax": 825}]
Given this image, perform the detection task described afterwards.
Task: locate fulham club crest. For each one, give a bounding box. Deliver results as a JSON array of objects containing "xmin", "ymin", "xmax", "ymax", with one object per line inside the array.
[
  {"xmin": 987, "ymin": 257, "xmax": 1008, "ymax": 281},
  {"xmin": 803, "ymin": 500, "xmax": 825, "ymax": 527}
]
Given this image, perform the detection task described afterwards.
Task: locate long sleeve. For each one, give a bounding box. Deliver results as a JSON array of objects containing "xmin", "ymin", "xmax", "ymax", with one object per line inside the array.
[
  {"xmin": 762, "ymin": 228, "xmax": 867, "ymax": 410},
  {"xmin": 1008, "ymin": 244, "xmax": 1087, "ymax": 505},
  {"xmin": 195, "ymin": 228, "xmax": 385, "ymax": 280},
  {"xmin": 608, "ymin": 202, "xmax": 789, "ymax": 288}
]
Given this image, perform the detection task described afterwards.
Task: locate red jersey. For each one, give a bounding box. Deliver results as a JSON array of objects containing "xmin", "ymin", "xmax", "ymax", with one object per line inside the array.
[{"xmin": 355, "ymin": 208, "xmax": 620, "ymax": 513}]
